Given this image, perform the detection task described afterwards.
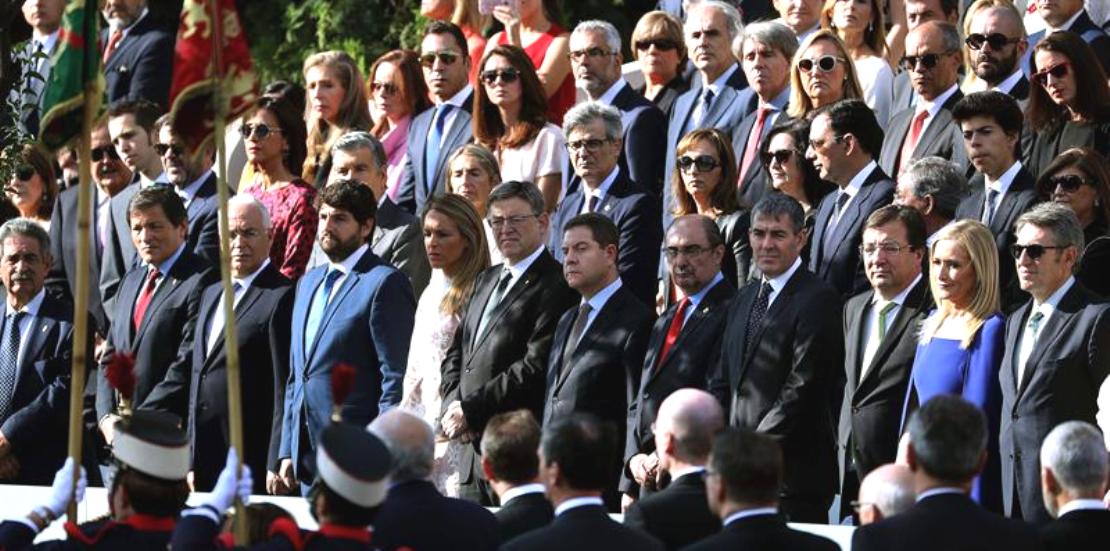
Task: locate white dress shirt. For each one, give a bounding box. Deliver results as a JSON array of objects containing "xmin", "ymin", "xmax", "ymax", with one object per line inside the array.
[
  {"xmin": 723, "ymin": 507, "xmax": 778, "ymax": 526},
  {"xmin": 554, "ymin": 496, "xmax": 604, "ymax": 516},
  {"xmin": 983, "ymin": 161, "xmax": 1023, "ymax": 224},
  {"xmin": 765, "ymin": 257, "xmax": 803, "ymax": 307},
  {"xmin": 861, "ymin": 274, "xmax": 922, "ymax": 376},
  {"xmin": 500, "ymin": 483, "xmax": 546, "ymax": 506},
  {"xmin": 207, "ymin": 259, "xmax": 270, "ymax": 352},
  {"xmin": 1017, "ymin": 276, "xmax": 1075, "ymax": 384},
  {"xmin": 915, "ymin": 83, "xmax": 960, "ymax": 138}
]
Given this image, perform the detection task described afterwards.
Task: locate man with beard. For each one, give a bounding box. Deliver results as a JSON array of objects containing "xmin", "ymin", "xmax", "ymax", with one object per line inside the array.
[
  {"xmin": 277, "ymin": 180, "xmax": 415, "ymax": 494},
  {"xmin": 966, "ymin": 4, "xmax": 1031, "ymax": 104}
]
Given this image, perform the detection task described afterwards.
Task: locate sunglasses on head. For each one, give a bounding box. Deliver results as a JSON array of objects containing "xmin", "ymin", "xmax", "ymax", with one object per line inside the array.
[
  {"xmin": 900, "ymin": 51, "xmax": 953, "ymax": 71},
  {"xmin": 369, "ymin": 81, "xmax": 398, "ymax": 96},
  {"xmin": 760, "ymin": 149, "xmax": 797, "ymax": 166},
  {"xmin": 240, "ymin": 123, "xmax": 282, "ymax": 140},
  {"xmin": 480, "ymin": 68, "xmax": 521, "ymax": 85},
  {"xmin": 90, "ymin": 145, "xmax": 120, "ymax": 162},
  {"xmin": 1010, "ymin": 243, "xmax": 1067, "ymax": 260},
  {"xmin": 1049, "ymin": 174, "xmax": 1089, "ymax": 192},
  {"xmin": 14, "ymin": 165, "xmax": 35, "ymax": 182},
  {"xmin": 677, "ymin": 154, "xmax": 720, "ymax": 172},
  {"xmin": 1033, "ymin": 62, "xmax": 1069, "ymax": 87},
  {"xmin": 154, "ymin": 143, "xmax": 185, "ymax": 157},
  {"xmin": 965, "ymin": 33, "xmax": 1020, "ymax": 51},
  {"xmin": 419, "ymin": 51, "xmax": 460, "ymax": 68},
  {"xmin": 634, "ymin": 38, "xmax": 679, "ymax": 52},
  {"xmin": 798, "ymin": 55, "xmax": 844, "ymax": 73}
]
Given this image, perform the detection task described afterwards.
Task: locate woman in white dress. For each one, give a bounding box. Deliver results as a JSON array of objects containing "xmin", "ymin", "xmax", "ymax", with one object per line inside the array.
[
  {"xmin": 446, "ymin": 143, "xmax": 505, "ymax": 265},
  {"xmin": 400, "ymin": 194, "xmax": 490, "ymax": 496},
  {"xmin": 822, "ymin": 0, "xmax": 895, "ymax": 125}
]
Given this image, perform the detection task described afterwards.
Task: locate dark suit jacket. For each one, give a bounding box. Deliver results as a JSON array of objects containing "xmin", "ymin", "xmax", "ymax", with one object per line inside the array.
[
  {"xmin": 1024, "ymin": 10, "xmax": 1110, "ymax": 77},
  {"xmin": 623, "ymin": 471, "xmax": 720, "ymax": 550},
  {"xmin": 373, "ymin": 197, "xmax": 430, "ymax": 297},
  {"xmin": 851, "ymin": 492, "xmax": 1040, "ymax": 551},
  {"xmin": 999, "ymin": 283, "xmax": 1110, "ymax": 523},
  {"xmin": 548, "ymin": 171, "xmax": 663, "ymax": 307},
  {"xmin": 373, "ymin": 480, "xmax": 500, "ymax": 551},
  {"xmin": 440, "ymin": 250, "xmax": 577, "ymax": 483},
  {"xmin": 710, "ymin": 267, "xmax": 843, "ymax": 502},
  {"xmin": 46, "ymin": 185, "xmax": 107, "ymax": 335},
  {"xmin": 140, "ymin": 264, "xmax": 293, "ymax": 494},
  {"xmin": 182, "ymin": 172, "xmax": 224, "ymax": 265},
  {"xmin": 1040, "ymin": 507, "xmax": 1110, "ymax": 551},
  {"xmin": 96, "ymin": 249, "xmax": 214, "ymax": 423},
  {"xmin": 717, "ymin": 210, "xmax": 752, "ymax": 287},
  {"xmin": 100, "ymin": 181, "xmax": 141, "ymax": 314},
  {"xmin": 683, "ymin": 513, "xmax": 839, "ymax": 551},
  {"xmin": 0, "ymin": 294, "xmax": 76, "ymax": 485},
  {"xmin": 808, "ymin": 167, "xmax": 895, "ymax": 299},
  {"xmin": 732, "ymin": 107, "xmax": 789, "ymax": 208},
  {"xmin": 397, "ymin": 90, "xmax": 475, "ymax": 214},
  {"xmin": 878, "ymin": 90, "xmax": 968, "ymax": 176},
  {"xmin": 503, "ymin": 504, "xmax": 664, "ymax": 551},
  {"xmin": 955, "ymin": 168, "xmax": 1041, "ymax": 311},
  {"xmin": 101, "ymin": 14, "xmax": 175, "ymax": 108},
  {"xmin": 496, "ymin": 491, "xmax": 554, "ymax": 542},
  {"xmin": 638, "ymin": 74, "xmax": 690, "ymax": 122}
]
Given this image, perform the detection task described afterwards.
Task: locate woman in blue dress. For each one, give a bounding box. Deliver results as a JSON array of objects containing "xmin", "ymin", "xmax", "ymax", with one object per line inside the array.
[{"xmin": 903, "ymin": 220, "xmax": 1004, "ymax": 511}]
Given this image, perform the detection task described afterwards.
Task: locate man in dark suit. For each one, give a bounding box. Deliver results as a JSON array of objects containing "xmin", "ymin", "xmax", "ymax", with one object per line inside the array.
[
  {"xmin": 807, "ymin": 99, "xmax": 895, "ymax": 299},
  {"xmin": 893, "ymin": 156, "xmax": 968, "ymax": 246},
  {"xmin": 10, "ymin": 0, "xmax": 63, "ymax": 136},
  {"xmin": 624, "ymin": 389, "xmax": 722, "ymax": 550},
  {"xmin": 441, "ymin": 181, "xmax": 577, "ymax": 505},
  {"xmin": 966, "ymin": 4, "xmax": 1031, "ymax": 104},
  {"xmin": 710, "ymin": 193, "xmax": 844, "ymax": 523},
  {"xmin": 952, "ymin": 91, "xmax": 1040, "ymax": 311},
  {"xmin": 685, "ymin": 428, "xmax": 839, "ymax": 551},
  {"xmin": 623, "ymin": 215, "xmax": 735, "ymax": 502},
  {"xmin": 100, "ymin": 0, "xmax": 175, "ymax": 108},
  {"xmin": 481, "ymin": 410, "xmax": 553, "ymax": 541},
  {"xmin": 503, "ymin": 414, "xmax": 664, "ymax": 550},
  {"xmin": 0, "ymin": 219, "xmax": 77, "ymax": 485},
  {"xmin": 840, "ymin": 205, "xmax": 934, "ymax": 517},
  {"xmin": 140, "ymin": 195, "xmax": 292, "ymax": 495},
  {"xmin": 568, "ymin": 21, "xmax": 667, "ymax": 197},
  {"xmin": 879, "ymin": 22, "xmax": 968, "ymax": 177},
  {"xmin": 1039, "ymin": 421, "xmax": 1110, "ymax": 549},
  {"xmin": 155, "ymin": 113, "xmax": 222, "ymax": 265},
  {"xmin": 544, "ymin": 213, "xmax": 654, "ymax": 504},
  {"xmin": 999, "ymin": 203, "xmax": 1110, "ymax": 523},
  {"xmin": 549, "ymin": 102, "xmax": 662, "ymax": 307},
  {"xmin": 1024, "ymin": 1, "xmax": 1110, "ymax": 77},
  {"xmin": 852, "ymin": 396, "xmax": 1040, "ymax": 551},
  {"xmin": 277, "ymin": 181, "xmax": 415, "ymax": 492},
  {"xmin": 397, "ymin": 21, "xmax": 474, "ymax": 215},
  {"xmin": 96, "ymin": 186, "xmax": 214, "ymax": 444},
  {"xmin": 371, "ymin": 409, "xmax": 501, "ymax": 551}
]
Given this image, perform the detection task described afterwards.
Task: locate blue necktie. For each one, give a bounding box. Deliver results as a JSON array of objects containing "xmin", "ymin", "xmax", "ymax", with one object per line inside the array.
[
  {"xmin": 304, "ymin": 269, "xmax": 342, "ymax": 352},
  {"xmin": 0, "ymin": 312, "xmax": 25, "ymax": 419},
  {"xmin": 425, "ymin": 104, "xmax": 452, "ymax": 191}
]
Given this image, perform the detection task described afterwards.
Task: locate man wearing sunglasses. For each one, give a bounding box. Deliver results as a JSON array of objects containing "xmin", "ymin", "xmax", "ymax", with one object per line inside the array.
[
  {"xmin": 151, "ymin": 113, "xmax": 222, "ymax": 266},
  {"xmin": 966, "ymin": 4, "xmax": 1030, "ymax": 104},
  {"xmin": 397, "ymin": 21, "xmax": 474, "ymax": 216},
  {"xmin": 1023, "ymin": 0, "xmax": 1110, "ymax": 79},
  {"xmin": 999, "ymin": 202, "xmax": 1110, "ymax": 524},
  {"xmin": 890, "ymin": 0, "xmax": 960, "ymax": 112},
  {"xmin": 568, "ymin": 20, "xmax": 666, "ymax": 198},
  {"xmin": 880, "ymin": 22, "xmax": 967, "ymax": 179}
]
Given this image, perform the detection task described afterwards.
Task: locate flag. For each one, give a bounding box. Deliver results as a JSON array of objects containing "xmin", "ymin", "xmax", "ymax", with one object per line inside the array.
[
  {"xmin": 169, "ymin": 0, "xmax": 258, "ymax": 159},
  {"xmin": 38, "ymin": 0, "xmax": 102, "ymax": 150}
]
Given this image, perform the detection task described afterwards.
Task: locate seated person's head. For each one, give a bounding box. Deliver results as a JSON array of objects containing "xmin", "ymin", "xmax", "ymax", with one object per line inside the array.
[
  {"xmin": 905, "ymin": 395, "xmax": 988, "ymax": 486},
  {"xmin": 481, "ymin": 409, "xmax": 542, "ymax": 488}
]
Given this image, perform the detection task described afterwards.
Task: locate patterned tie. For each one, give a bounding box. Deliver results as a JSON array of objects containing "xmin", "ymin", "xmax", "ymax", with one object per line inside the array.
[
  {"xmin": 739, "ymin": 107, "xmax": 770, "ymax": 184},
  {"xmin": 744, "ymin": 282, "xmax": 773, "ymax": 356},
  {"xmin": 304, "ymin": 269, "xmax": 342, "ymax": 351},
  {"xmin": 103, "ymin": 28, "xmax": 123, "ymax": 64},
  {"xmin": 1017, "ymin": 311, "xmax": 1045, "ymax": 384},
  {"xmin": 656, "ymin": 298, "xmax": 690, "ymax": 371},
  {"xmin": 476, "ymin": 269, "xmax": 513, "ymax": 338},
  {"xmin": 132, "ymin": 268, "xmax": 161, "ymax": 330},
  {"xmin": 897, "ymin": 110, "xmax": 929, "ymax": 175},
  {"xmin": 562, "ymin": 303, "xmax": 593, "ymax": 366},
  {"xmin": 982, "ymin": 188, "xmax": 1000, "ymax": 226},
  {"xmin": 425, "ymin": 104, "xmax": 452, "ymax": 190},
  {"xmin": 0, "ymin": 312, "xmax": 24, "ymax": 419},
  {"xmin": 207, "ymin": 282, "xmax": 242, "ymax": 354}
]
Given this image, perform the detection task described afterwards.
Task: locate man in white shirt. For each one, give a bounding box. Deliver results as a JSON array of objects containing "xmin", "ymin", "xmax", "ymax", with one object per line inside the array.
[{"xmin": 1039, "ymin": 420, "xmax": 1110, "ymax": 547}]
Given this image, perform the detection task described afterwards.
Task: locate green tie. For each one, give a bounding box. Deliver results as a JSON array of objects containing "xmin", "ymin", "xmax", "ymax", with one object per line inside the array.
[{"xmin": 877, "ymin": 302, "xmax": 898, "ymax": 340}]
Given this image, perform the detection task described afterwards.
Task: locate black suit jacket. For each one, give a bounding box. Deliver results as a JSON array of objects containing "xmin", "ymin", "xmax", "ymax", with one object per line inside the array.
[
  {"xmin": 878, "ymin": 90, "xmax": 968, "ymax": 176},
  {"xmin": 1040, "ymin": 508, "xmax": 1110, "ymax": 551},
  {"xmin": 623, "ymin": 471, "xmax": 720, "ymax": 550},
  {"xmin": 503, "ymin": 504, "xmax": 664, "ymax": 551},
  {"xmin": 710, "ymin": 267, "xmax": 843, "ymax": 502},
  {"xmin": 548, "ymin": 171, "xmax": 663, "ymax": 307},
  {"xmin": 496, "ymin": 491, "xmax": 554, "ymax": 542},
  {"xmin": 45, "ymin": 185, "xmax": 108, "ymax": 335},
  {"xmin": 683, "ymin": 513, "xmax": 839, "ymax": 551},
  {"xmin": 808, "ymin": 166, "xmax": 895, "ymax": 299},
  {"xmin": 955, "ymin": 167, "xmax": 1041, "ymax": 311},
  {"xmin": 183, "ymin": 172, "xmax": 223, "ymax": 265},
  {"xmin": 101, "ymin": 14, "xmax": 175, "ymax": 108},
  {"xmin": 851, "ymin": 492, "xmax": 1040, "ymax": 551},
  {"xmin": 140, "ymin": 264, "xmax": 293, "ymax": 494},
  {"xmin": 440, "ymin": 251, "xmax": 577, "ymax": 483},
  {"xmin": 732, "ymin": 107, "xmax": 789, "ymax": 208},
  {"xmin": 999, "ymin": 283, "xmax": 1110, "ymax": 523},
  {"xmin": 373, "ymin": 480, "xmax": 501, "ymax": 551}
]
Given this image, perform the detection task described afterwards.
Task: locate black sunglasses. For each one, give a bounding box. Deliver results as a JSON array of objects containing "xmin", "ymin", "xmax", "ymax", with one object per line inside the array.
[
  {"xmin": 1033, "ymin": 62, "xmax": 1069, "ymax": 87},
  {"xmin": 154, "ymin": 143, "xmax": 185, "ymax": 157},
  {"xmin": 798, "ymin": 55, "xmax": 844, "ymax": 73},
  {"xmin": 634, "ymin": 38, "xmax": 678, "ymax": 52},
  {"xmin": 480, "ymin": 68, "xmax": 521, "ymax": 85},
  {"xmin": 369, "ymin": 81, "xmax": 398, "ymax": 96},
  {"xmin": 900, "ymin": 51, "xmax": 954, "ymax": 71},
  {"xmin": 419, "ymin": 51, "xmax": 461, "ymax": 68},
  {"xmin": 240, "ymin": 123, "xmax": 283, "ymax": 140},
  {"xmin": 1048, "ymin": 174, "xmax": 1089, "ymax": 192},
  {"xmin": 760, "ymin": 149, "xmax": 797, "ymax": 166},
  {"xmin": 1010, "ymin": 243, "xmax": 1068, "ymax": 260},
  {"xmin": 90, "ymin": 145, "xmax": 120, "ymax": 162},
  {"xmin": 965, "ymin": 33, "xmax": 1020, "ymax": 51},
  {"xmin": 14, "ymin": 165, "xmax": 35, "ymax": 181},
  {"xmin": 677, "ymin": 154, "xmax": 720, "ymax": 172}
]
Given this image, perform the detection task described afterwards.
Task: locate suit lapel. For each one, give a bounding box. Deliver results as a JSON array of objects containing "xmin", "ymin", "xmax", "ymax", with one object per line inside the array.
[
  {"xmin": 18, "ymin": 309, "xmax": 53, "ymax": 381},
  {"xmin": 861, "ymin": 281, "xmax": 929, "ymax": 389},
  {"xmin": 135, "ymin": 267, "xmax": 182, "ymax": 345},
  {"xmin": 1017, "ymin": 286, "xmax": 1082, "ymax": 396},
  {"xmin": 1004, "ymin": 302, "xmax": 1030, "ymax": 394},
  {"xmin": 464, "ymin": 269, "xmax": 500, "ymax": 358},
  {"xmin": 474, "ymin": 267, "xmax": 538, "ymax": 350},
  {"xmin": 306, "ymin": 258, "xmax": 368, "ymax": 363},
  {"xmin": 433, "ymin": 95, "xmax": 474, "ymax": 191},
  {"xmin": 990, "ymin": 169, "xmax": 1031, "ymax": 234},
  {"xmin": 845, "ymin": 298, "xmax": 867, "ymax": 390},
  {"xmin": 205, "ymin": 283, "xmax": 264, "ymax": 369},
  {"xmin": 810, "ymin": 195, "xmax": 836, "ymax": 267},
  {"xmin": 294, "ymin": 268, "xmax": 323, "ymax": 363},
  {"xmin": 702, "ymin": 86, "xmax": 736, "ymax": 127}
]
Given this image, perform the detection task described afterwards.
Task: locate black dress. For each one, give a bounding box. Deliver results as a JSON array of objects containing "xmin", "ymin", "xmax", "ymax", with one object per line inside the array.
[
  {"xmin": 1079, "ymin": 217, "xmax": 1110, "ymax": 297},
  {"xmin": 638, "ymin": 74, "xmax": 690, "ymax": 123},
  {"xmin": 1026, "ymin": 119, "xmax": 1110, "ymax": 178}
]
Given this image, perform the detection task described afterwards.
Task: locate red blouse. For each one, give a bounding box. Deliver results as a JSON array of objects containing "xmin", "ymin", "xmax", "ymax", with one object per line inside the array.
[{"xmin": 243, "ymin": 178, "xmax": 318, "ymax": 280}]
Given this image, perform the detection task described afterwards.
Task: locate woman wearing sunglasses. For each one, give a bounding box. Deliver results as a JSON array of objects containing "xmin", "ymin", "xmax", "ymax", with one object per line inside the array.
[
  {"xmin": 419, "ymin": 0, "xmax": 490, "ymax": 83},
  {"xmin": 240, "ymin": 96, "xmax": 317, "ymax": 279},
  {"xmin": 630, "ymin": 11, "xmax": 689, "ymax": 119},
  {"xmin": 368, "ymin": 50, "xmax": 433, "ymax": 202},
  {"xmin": 302, "ymin": 51, "xmax": 373, "ymax": 189},
  {"xmin": 489, "ymin": 0, "xmax": 574, "ymax": 125},
  {"xmin": 758, "ymin": 119, "xmax": 835, "ymax": 261},
  {"xmin": 821, "ymin": 0, "xmax": 895, "ymax": 125},
  {"xmin": 1025, "ymin": 31, "xmax": 1110, "ymax": 178},
  {"xmin": 4, "ymin": 144, "xmax": 57, "ymax": 231},
  {"xmin": 787, "ymin": 30, "xmax": 866, "ymax": 120},
  {"xmin": 1035, "ymin": 147, "xmax": 1110, "ymax": 297},
  {"xmin": 473, "ymin": 45, "xmax": 565, "ymax": 212}
]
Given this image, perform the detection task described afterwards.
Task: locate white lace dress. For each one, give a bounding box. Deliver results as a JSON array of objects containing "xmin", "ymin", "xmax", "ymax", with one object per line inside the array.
[{"xmin": 400, "ymin": 270, "xmax": 463, "ymax": 496}]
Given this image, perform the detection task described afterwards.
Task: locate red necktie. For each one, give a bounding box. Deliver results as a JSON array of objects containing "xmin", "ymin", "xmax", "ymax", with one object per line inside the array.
[
  {"xmin": 738, "ymin": 108, "xmax": 770, "ymax": 186},
  {"xmin": 103, "ymin": 29, "xmax": 123, "ymax": 63},
  {"xmin": 897, "ymin": 110, "xmax": 929, "ymax": 175},
  {"xmin": 656, "ymin": 298, "xmax": 690, "ymax": 371},
  {"xmin": 132, "ymin": 268, "xmax": 161, "ymax": 330}
]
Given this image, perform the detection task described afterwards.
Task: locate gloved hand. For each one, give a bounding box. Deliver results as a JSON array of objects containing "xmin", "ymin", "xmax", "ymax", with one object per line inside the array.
[
  {"xmin": 202, "ymin": 447, "xmax": 253, "ymax": 514},
  {"xmin": 34, "ymin": 458, "xmax": 86, "ymax": 527}
]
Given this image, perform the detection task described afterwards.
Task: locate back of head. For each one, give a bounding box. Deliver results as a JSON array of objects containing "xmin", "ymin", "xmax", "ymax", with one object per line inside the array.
[
  {"xmin": 367, "ymin": 409, "xmax": 435, "ymax": 484},
  {"xmin": 482, "ymin": 410, "xmax": 542, "ymax": 485},
  {"xmin": 907, "ymin": 395, "xmax": 987, "ymax": 485},
  {"xmin": 540, "ymin": 413, "xmax": 616, "ymax": 492},
  {"xmin": 709, "ymin": 428, "xmax": 782, "ymax": 506},
  {"xmin": 858, "ymin": 464, "xmax": 915, "ymax": 521},
  {"xmin": 1040, "ymin": 421, "xmax": 1109, "ymax": 501},
  {"xmin": 656, "ymin": 388, "xmax": 724, "ymax": 466}
]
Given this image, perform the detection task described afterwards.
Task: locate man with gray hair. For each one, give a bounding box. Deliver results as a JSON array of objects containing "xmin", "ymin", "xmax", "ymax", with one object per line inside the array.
[
  {"xmin": 1000, "ymin": 202, "xmax": 1110, "ymax": 523},
  {"xmin": 855, "ymin": 463, "xmax": 915, "ymax": 525},
  {"xmin": 370, "ymin": 409, "xmax": 501, "ymax": 550},
  {"xmin": 894, "ymin": 156, "xmax": 968, "ymax": 245},
  {"xmin": 1039, "ymin": 420, "xmax": 1110, "ymax": 547},
  {"xmin": 549, "ymin": 102, "xmax": 662, "ymax": 307},
  {"xmin": 569, "ymin": 20, "xmax": 667, "ymax": 196}
]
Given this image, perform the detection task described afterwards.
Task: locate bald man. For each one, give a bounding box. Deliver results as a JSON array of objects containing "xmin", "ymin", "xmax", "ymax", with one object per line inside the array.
[
  {"xmin": 856, "ymin": 464, "xmax": 915, "ymax": 525},
  {"xmin": 624, "ymin": 389, "xmax": 723, "ymax": 549}
]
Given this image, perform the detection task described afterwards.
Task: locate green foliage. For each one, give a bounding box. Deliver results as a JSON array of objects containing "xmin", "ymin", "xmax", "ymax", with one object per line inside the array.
[{"xmin": 1, "ymin": 46, "xmax": 45, "ymax": 182}]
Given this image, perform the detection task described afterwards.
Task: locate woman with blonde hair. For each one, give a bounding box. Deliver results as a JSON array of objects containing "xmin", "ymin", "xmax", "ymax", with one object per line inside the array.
[
  {"xmin": 445, "ymin": 143, "xmax": 504, "ymax": 264},
  {"xmin": 302, "ymin": 51, "xmax": 373, "ymax": 188},
  {"xmin": 905, "ymin": 219, "xmax": 1004, "ymax": 510},
  {"xmin": 401, "ymin": 193, "xmax": 490, "ymax": 496},
  {"xmin": 787, "ymin": 30, "xmax": 865, "ymax": 120},
  {"xmin": 821, "ymin": 0, "xmax": 894, "ymax": 124}
]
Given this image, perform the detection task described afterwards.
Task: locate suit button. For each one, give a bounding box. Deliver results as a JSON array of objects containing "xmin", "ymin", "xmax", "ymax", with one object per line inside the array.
[
  {"xmin": 465, "ymin": 368, "xmax": 472, "ymax": 373},
  {"xmin": 199, "ymin": 401, "xmax": 208, "ymax": 411},
  {"xmin": 643, "ymin": 393, "xmax": 650, "ymax": 400},
  {"xmin": 852, "ymin": 407, "xmax": 859, "ymax": 413}
]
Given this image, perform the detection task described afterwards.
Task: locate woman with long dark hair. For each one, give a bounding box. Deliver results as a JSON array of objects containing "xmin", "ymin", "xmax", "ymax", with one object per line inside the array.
[{"xmin": 488, "ymin": 0, "xmax": 574, "ymax": 125}]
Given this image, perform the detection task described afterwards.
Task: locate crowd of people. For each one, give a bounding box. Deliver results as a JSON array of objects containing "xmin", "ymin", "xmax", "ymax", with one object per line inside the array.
[{"xmin": 3, "ymin": 0, "xmax": 1110, "ymax": 549}]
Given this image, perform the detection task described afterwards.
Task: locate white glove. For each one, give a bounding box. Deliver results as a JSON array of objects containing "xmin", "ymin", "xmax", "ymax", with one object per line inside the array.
[
  {"xmin": 41, "ymin": 457, "xmax": 86, "ymax": 519},
  {"xmin": 202, "ymin": 448, "xmax": 253, "ymax": 514}
]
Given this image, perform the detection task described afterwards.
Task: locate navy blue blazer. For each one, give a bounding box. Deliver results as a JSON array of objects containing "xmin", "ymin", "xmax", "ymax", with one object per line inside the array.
[
  {"xmin": 46, "ymin": 185, "xmax": 108, "ymax": 336},
  {"xmin": 101, "ymin": 15, "xmax": 175, "ymax": 108},
  {"xmin": 548, "ymin": 171, "xmax": 662, "ymax": 307},
  {"xmin": 1023, "ymin": 11, "xmax": 1110, "ymax": 77},
  {"xmin": 183, "ymin": 172, "xmax": 224, "ymax": 266},
  {"xmin": 373, "ymin": 480, "xmax": 501, "ymax": 551},
  {"xmin": 279, "ymin": 248, "xmax": 415, "ymax": 484},
  {"xmin": 396, "ymin": 90, "xmax": 475, "ymax": 214},
  {"xmin": 504, "ymin": 505, "xmax": 663, "ymax": 551}
]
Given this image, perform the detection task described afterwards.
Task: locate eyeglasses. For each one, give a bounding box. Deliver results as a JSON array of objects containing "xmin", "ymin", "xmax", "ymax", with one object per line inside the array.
[
  {"xmin": 1033, "ymin": 62, "xmax": 1070, "ymax": 87},
  {"xmin": 488, "ymin": 213, "xmax": 537, "ymax": 229},
  {"xmin": 797, "ymin": 55, "xmax": 845, "ymax": 73},
  {"xmin": 480, "ymin": 68, "xmax": 521, "ymax": 85},
  {"xmin": 240, "ymin": 123, "xmax": 283, "ymax": 140},
  {"xmin": 369, "ymin": 81, "xmax": 398, "ymax": 96},
  {"xmin": 1048, "ymin": 174, "xmax": 1089, "ymax": 192},
  {"xmin": 900, "ymin": 51, "xmax": 955, "ymax": 71},
  {"xmin": 965, "ymin": 33, "xmax": 1020, "ymax": 51},
  {"xmin": 1010, "ymin": 243, "xmax": 1068, "ymax": 260},
  {"xmin": 664, "ymin": 244, "xmax": 710, "ymax": 259},
  {"xmin": 859, "ymin": 241, "xmax": 912, "ymax": 256},
  {"xmin": 677, "ymin": 154, "xmax": 720, "ymax": 173},
  {"xmin": 634, "ymin": 38, "xmax": 678, "ymax": 52},
  {"xmin": 154, "ymin": 143, "xmax": 185, "ymax": 158},
  {"xmin": 566, "ymin": 138, "xmax": 612, "ymax": 153},
  {"xmin": 90, "ymin": 145, "xmax": 120, "ymax": 162},
  {"xmin": 567, "ymin": 47, "xmax": 615, "ymax": 62},
  {"xmin": 13, "ymin": 165, "xmax": 35, "ymax": 181},
  {"xmin": 760, "ymin": 149, "xmax": 797, "ymax": 166},
  {"xmin": 808, "ymin": 135, "xmax": 845, "ymax": 149},
  {"xmin": 419, "ymin": 50, "xmax": 461, "ymax": 68}
]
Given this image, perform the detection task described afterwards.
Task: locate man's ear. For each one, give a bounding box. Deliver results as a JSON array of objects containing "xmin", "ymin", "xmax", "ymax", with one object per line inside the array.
[{"xmin": 480, "ymin": 456, "xmax": 497, "ymax": 483}]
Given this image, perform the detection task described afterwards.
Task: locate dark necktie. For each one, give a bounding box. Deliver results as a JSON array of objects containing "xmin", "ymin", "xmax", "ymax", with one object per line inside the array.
[
  {"xmin": 207, "ymin": 282, "xmax": 242, "ymax": 354},
  {"xmin": 0, "ymin": 312, "xmax": 25, "ymax": 419},
  {"xmin": 744, "ymin": 282, "xmax": 773, "ymax": 356},
  {"xmin": 132, "ymin": 268, "xmax": 161, "ymax": 330},
  {"xmin": 425, "ymin": 104, "xmax": 453, "ymax": 189},
  {"xmin": 477, "ymin": 269, "xmax": 513, "ymax": 338},
  {"xmin": 562, "ymin": 303, "xmax": 593, "ymax": 366},
  {"xmin": 823, "ymin": 192, "xmax": 850, "ymax": 256},
  {"xmin": 983, "ymin": 188, "xmax": 1000, "ymax": 225},
  {"xmin": 656, "ymin": 297, "xmax": 690, "ymax": 371},
  {"xmin": 694, "ymin": 88, "xmax": 715, "ymax": 129},
  {"xmin": 586, "ymin": 194, "xmax": 599, "ymax": 214}
]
